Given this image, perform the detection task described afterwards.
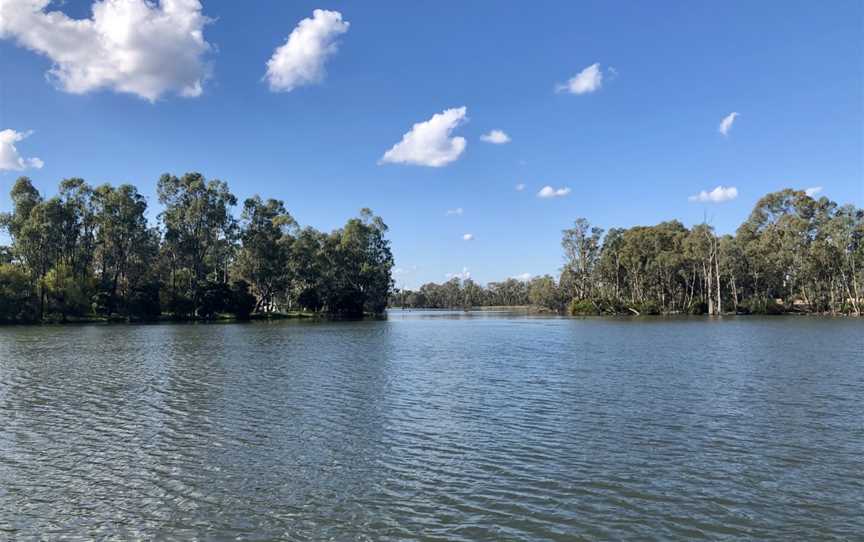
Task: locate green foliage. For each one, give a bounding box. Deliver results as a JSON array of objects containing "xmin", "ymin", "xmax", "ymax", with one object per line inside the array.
[
  {"xmin": 198, "ymin": 281, "xmax": 233, "ymax": 320},
  {"xmin": 528, "ymin": 275, "xmax": 565, "ymax": 311},
  {"xmin": 41, "ymin": 263, "xmax": 94, "ymax": 319},
  {"xmin": 568, "ymin": 299, "xmax": 598, "ymax": 316},
  {"xmin": 398, "ymin": 189, "xmax": 863, "ymax": 317},
  {"xmin": 127, "ymin": 281, "xmax": 161, "ymax": 321},
  {"xmin": 230, "ymin": 280, "xmax": 257, "ymax": 320},
  {"xmin": 0, "ymin": 174, "xmax": 396, "ymax": 324},
  {"xmin": 632, "ymin": 300, "xmax": 662, "ymax": 315},
  {"xmin": 687, "ymin": 301, "xmax": 708, "ymax": 315},
  {"xmin": 0, "ymin": 264, "xmax": 39, "ymax": 323}
]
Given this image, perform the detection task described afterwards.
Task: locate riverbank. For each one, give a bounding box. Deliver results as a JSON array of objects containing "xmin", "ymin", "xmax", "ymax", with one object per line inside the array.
[
  {"xmin": 389, "ymin": 304, "xmax": 861, "ymax": 317},
  {"xmin": 0, "ymin": 311, "xmax": 323, "ymax": 326}
]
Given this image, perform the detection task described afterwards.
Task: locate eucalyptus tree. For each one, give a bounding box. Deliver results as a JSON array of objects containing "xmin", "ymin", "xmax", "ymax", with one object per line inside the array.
[
  {"xmin": 157, "ymin": 172, "xmax": 237, "ymax": 316},
  {"xmin": 91, "ymin": 184, "xmax": 157, "ymax": 316},
  {"xmin": 561, "ymin": 218, "xmax": 604, "ymax": 301},
  {"xmin": 319, "ymin": 209, "xmax": 394, "ymax": 315},
  {"xmin": 234, "ymin": 196, "xmax": 297, "ymax": 312}
]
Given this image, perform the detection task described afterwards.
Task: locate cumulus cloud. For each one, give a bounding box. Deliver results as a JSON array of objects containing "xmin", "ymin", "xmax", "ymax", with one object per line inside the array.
[
  {"xmin": 719, "ymin": 112, "xmax": 739, "ymax": 136},
  {"xmin": 462, "ymin": 233, "xmax": 474, "ymax": 241},
  {"xmin": 689, "ymin": 185, "xmax": 738, "ymax": 203},
  {"xmin": 265, "ymin": 9, "xmax": 349, "ymax": 93},
  {"xmin": 512, "ymin": 272, "xmax": 532, "ymax": 281},
  {"xmin": 556, "ymin": 63, "xmax": 603, "ymax": 95},
  {"xmin": 0, "ymin": 129, "xmax": 44, "ymax": 171},
  {"xmin": 0, "ymin": 0, "xmax": 212, "ymax": 101},
  {"xmin": 446, "ymin": 267, "xmax": 471, "ymax": 281},
  {"xmin": 805, "ymin": 186, "xmax": 823, "ymax": 197},
  {"xmin": 446, "ymin": 207, "xmax": 463, "ymax": 216},
  {"xmin": 515, "ymin": 183, "xmax": 526, "ymax": 191},
  {"xmin": 537, "ymin": 185, "xmax": 571, "ymax": 198},
  {"xmin": 480, "ymin": 129, "xmax": 510, "ymax": 144},
  {"xmin": 380, "ymin": 107, "xmax": 468, "ymax": 167}
]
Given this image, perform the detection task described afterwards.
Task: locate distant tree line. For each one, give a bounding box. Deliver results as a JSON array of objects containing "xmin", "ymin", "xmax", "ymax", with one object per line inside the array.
[
  {"xmin": 392, "ymin": 189, "xmax": 863, "ymax": 316},
  {"xmin": 0, "ymin": 173, "xmax": 394, "ymax": 323}
]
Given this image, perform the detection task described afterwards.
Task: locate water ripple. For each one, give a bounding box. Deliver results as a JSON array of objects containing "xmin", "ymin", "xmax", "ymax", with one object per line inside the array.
[{"xmin": 0, "ymin": 316, "xmax": 862, "ymax": 540}]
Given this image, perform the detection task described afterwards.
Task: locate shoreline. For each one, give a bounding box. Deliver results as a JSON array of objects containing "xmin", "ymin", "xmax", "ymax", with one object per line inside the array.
[{"xmin": 1, "ymin": 308, "xmax": 858, "ymax": 327}]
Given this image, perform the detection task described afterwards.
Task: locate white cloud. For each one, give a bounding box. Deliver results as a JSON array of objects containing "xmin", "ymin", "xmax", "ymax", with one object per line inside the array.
[
  {"xmin": 537, "ymin": 185, "xmax": 571, "ymax": 198},
  {"xmin": 380, "ymin": 107, "xmax": 468, "ymax": 167},
  {"xmin": 0, "ymin": 0, "xmax": 212, "ymax": 101},
  {"xmin": 446, "ymin": 207, "xmax": 464, "ymax": 216},
  {"xmin": 0, "ymin": 129, "xmax": 44, "ymax": 171},
  {"xmin": 515, "ymin": 183, "xmax": 526, "ymax": 191},
  {"xmin": 393, "ymin": 265, "xmax": 417, "ymax": 276},
  {"xmin": 462, "ymin": 233, "xmax": 474, "ymax": 241},
  {"xmin": 556, "ymin": 63, "xmax": 603, "ymax": 95},
  {"xmin": 719, "ymin": 112, "xmax": 739, "ymax": 136},
  {"xmin": 446, "ymin": 267, "xmax": 471, "ymax": 281},
  {"xmin": 805, "ymin": 186, "xmax": 823, "ymax": 197},
  {"xmin": 265, "ymin": 9, "xmax": 349, "ymax": 93},
  {"xmin": 512, "ymin": 272, "xmax": 532, "ymax": 282},
  {"xmin": 480, "ymin": 129, "xmax": 511, "ymax": 144},
  {"xmin": 689, "ymin": 185, "xmax": 738, "ymax": 203}
]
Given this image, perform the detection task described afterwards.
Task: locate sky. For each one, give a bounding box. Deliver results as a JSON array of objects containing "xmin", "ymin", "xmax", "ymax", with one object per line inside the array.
[{"xmin": 0, "ymin": 0, "xmax": 862, "ymax": 289}]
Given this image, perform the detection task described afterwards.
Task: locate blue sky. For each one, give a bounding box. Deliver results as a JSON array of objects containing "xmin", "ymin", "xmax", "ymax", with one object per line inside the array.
[{"xmin": 0, "ymin": 0, "xmax": 861, "ymax": 289}]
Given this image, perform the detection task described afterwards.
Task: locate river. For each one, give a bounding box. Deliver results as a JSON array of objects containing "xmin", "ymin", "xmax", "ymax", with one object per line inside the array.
[{"xmin": 1, "ymin": 312, "xmax": 862, "ymax": 539}]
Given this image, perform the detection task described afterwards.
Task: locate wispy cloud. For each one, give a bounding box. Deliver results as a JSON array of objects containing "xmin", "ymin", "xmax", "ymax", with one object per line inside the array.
[
  {"xmin": 805, "ymin": 186, "xmax": 823, "ymax": 197},
  {"xmin": 0, "ymin": 129, "xmax": 43, "ymax": 171},
  {"xmin": 462, "ymin": 233, "xmax": 475, "ymax": 241},
  {"xmin": 537, "ymin": 185, "xmax": 571, "ymax": 198},
  {"xmin": 0, "ymin": 0, "xmax": 212, "ymax": 101},
  {"xmin": 446, "ymin": 267, "xmax": 471, "ymax": 281},
  {"xmin": 719, "ymin": 112, "xmax": 739, "ymax": 136},
  {"xmin": 446, "ymin": 207, "xmax": 464, "ymax": 216},
  {"xmin": 380, "ymin": 107, "xmax": 468, "ymax": 167},
  {"xmin": 556, "ymin": 63, "xmax": 603, "ymax": 95},
  {"xmin": 515, "ymin": 183, "xmax": 526, "ymax": 191},
  {"xmin": 480, "ymin": 129, "xmax": 511, "ymax": 144},
  {"xmin": 265, "ymin": 9, "xmax": 349, "ymax": 93},
  {"xmin": 689, "ymin": 185, "xmax": 738, "ymax": 203}
]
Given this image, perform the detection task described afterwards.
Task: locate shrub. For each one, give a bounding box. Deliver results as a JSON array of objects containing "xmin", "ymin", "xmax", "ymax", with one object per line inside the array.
[
  {"xmin": 0, "ymin": 264, "xmax": 39, "ymax": 323},
  {"xmin": 230, "ymin": 280, "xmax": 256, "ymax": 320},
  {"xmin": 569, "ymin": 298, "xmax": 598, "ymax": 315}
]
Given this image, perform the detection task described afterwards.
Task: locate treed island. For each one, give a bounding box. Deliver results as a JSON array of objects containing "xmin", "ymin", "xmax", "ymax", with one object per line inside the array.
[{"xmin": 0, "ymin": 173, "xmax": 862, "ymax": 324}]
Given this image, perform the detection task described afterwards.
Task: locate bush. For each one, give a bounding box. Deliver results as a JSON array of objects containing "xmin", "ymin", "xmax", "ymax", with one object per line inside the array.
[
  {"xmin": 164, "ymin": 292, "xmax": 195, "ymax": 320},
  {"xmin": 41, "ymin": 264, "xmax": 94, "ymax": 319},
  {"xmin": 688, "ymin": 301, "xmax": 708, "ymax": 315},
  {"xmin": 230, "ymin": 280, "xmax": 256, "ymax": 320},
  {"xmin": 741, "ymin": 298, "xmax": 785, "ymax": 315},
  {"xmin": 198, "ymin": 281, "xmax": 233, "ymax": 320},
  {"xmin": 0, "ymin": 264, "xmax": 39, "ymax": 323},
  {"xmin": 569, "ymin": 298, "xmax": 598, "ymax": 315},
  {"xmin": 633, "ymin": 300, "xmax": 661, "ymax": 315},
  {"xmin": 128, "ymin": 281, "xmax": 161, "ymax": 321}
]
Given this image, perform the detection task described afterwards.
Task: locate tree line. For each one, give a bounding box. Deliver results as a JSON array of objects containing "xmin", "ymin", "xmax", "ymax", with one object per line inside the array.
[
  {"xmin": 0, "ymin": 173, "xmax": 394, "ymax": 323},
  {"xmin": 392, "ymin": 189, "xmax": 863, "ymax": 316}
]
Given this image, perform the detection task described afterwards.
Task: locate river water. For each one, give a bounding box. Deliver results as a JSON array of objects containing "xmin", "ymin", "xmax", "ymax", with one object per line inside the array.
[{"xmin": 0, "ymin": 312, "xmax": 862, "ymax": 540}]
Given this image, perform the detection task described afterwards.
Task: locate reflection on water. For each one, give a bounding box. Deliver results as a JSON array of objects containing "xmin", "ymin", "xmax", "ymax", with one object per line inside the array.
[{"xmin": 0, "ymin": 314, "xmax": 862, "ymax": 539}]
